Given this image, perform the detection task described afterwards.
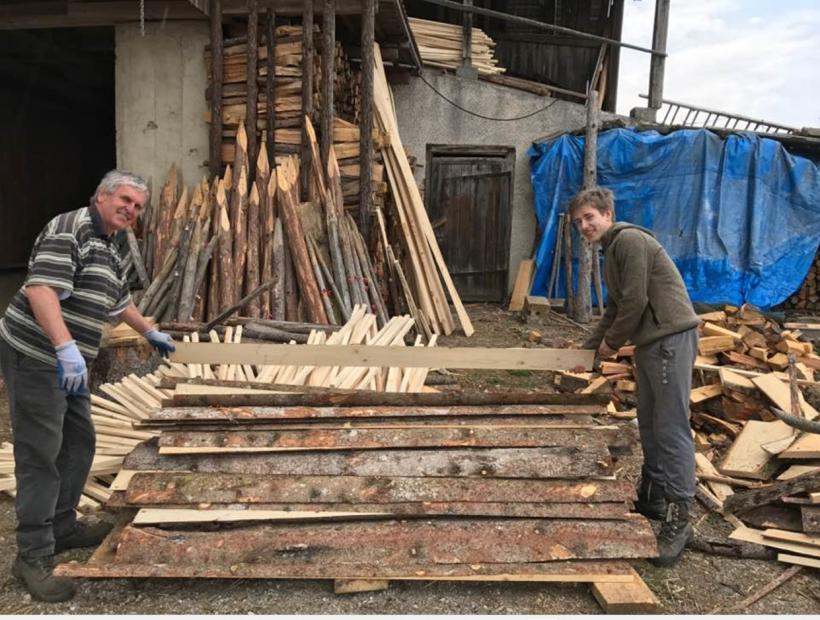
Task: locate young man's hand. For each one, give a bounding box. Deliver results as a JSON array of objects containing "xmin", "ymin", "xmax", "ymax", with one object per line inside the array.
[{"xmin": 597, "ymin": 340, "xmax": 617, "ymax": 359}]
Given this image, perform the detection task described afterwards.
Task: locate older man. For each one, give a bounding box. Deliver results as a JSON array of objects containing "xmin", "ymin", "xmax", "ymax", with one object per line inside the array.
[{"xmin": 0, "ymin": 170, "xmax": 175, "ymax": 602}]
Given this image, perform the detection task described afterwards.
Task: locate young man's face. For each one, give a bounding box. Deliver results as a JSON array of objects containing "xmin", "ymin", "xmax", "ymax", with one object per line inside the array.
[
  {"xmin": 96, "ymin": 185, "xmax": 146, "ymax": 233},
  {"xmin": 572, "ymin": 203, "xmax": 613, "ymax": 243}
]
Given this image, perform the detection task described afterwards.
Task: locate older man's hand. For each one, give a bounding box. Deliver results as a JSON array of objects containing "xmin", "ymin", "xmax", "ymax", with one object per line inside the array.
[
  {"xmin": 55, "ymin": 340, "xmax": 88, "ymax": 394},
  {"xmin": 143, "ymin": 329, "xmax": 176, "ymax": 357}
]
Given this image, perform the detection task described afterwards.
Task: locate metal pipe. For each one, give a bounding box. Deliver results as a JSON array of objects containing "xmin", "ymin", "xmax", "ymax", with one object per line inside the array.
[{"xmin": 415, "ymin": 0, "xmax": 665, "ymax": 57}]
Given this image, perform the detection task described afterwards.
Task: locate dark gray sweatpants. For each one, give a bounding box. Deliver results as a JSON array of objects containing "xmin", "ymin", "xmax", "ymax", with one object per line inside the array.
[
  {"xmin": 0, "ymin": 340, "xmax": 95, "ymax": 558},
  {"xmin": 634, "ymin": 327, "xmax": 698, "ymax": 501}
]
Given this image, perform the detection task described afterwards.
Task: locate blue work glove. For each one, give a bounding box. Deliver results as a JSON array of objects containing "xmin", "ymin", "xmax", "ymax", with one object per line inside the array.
[
  {"xmin": 55, "ymin": 340, "xmax": 88, "ymax": 394},
  {"xmin": 143, "ymin": 329, "xmax": 176, "ymax": 357}
]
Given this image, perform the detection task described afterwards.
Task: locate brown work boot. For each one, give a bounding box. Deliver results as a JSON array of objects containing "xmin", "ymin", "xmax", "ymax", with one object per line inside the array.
[
  {"xmin": 12, "ymin": 555, "xmax": 76, "ymax": 602},
  {"xmin": 54, "ymin": 520, "xmax": 113, "ymax": 553},
  {"xmin": 652, "ymin": 499, "xmax": 693, "ymax": 567}
]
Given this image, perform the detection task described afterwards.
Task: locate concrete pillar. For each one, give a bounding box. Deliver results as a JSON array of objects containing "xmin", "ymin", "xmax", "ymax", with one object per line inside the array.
[{"xmin": 115, "ymin": 21, "xmax": 210, "ymax": 200}]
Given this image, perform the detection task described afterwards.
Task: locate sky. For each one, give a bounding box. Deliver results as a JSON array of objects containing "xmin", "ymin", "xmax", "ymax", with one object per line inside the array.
[{"xmin": 616, "ymin": 0, "xmax": 820, "ymax": 129}]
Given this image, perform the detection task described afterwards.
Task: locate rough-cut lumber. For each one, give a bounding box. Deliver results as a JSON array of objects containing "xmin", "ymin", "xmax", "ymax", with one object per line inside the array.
[
  {"xmin": 170, "ymin": 341, "xmax": 594, "ymax": 370},
  {"xmin": 122, "ymin": 441, "xmax": 613, "ymax": 479},
  {"xmin": 109, "ymin": 518, "xmax": 657, "ymax": 566},
  {"xmin": 155, "ymin": 426, "xmax": 617, "ymax": 454},
  {"xmin": 508, "ymin": 259, "xmax": 534, "ymax": 312},
  {"xmin": 762, "ymin": 528, "xmax": 820, "ymax": 549},
  {"xmin": 147, "ymin": 402, "xmax": 604, "ymax": 428},
  {"xmin": 730, "ymin": 526, "xmax": 820, "ymax": 558},
  {"xmin": 158, "ymin": 388, "xmax": 609, "ymax": 409},
  {"xmin": 723, "ymin": 471, "xmax": 820, "ymax": 513},
  {"xmin": 776, "ymin": 553, "xmax": 820, "ymax": 569},
  {"xmin": 124, "ymin": 472, "xmax": 633, "ymax": 506}
]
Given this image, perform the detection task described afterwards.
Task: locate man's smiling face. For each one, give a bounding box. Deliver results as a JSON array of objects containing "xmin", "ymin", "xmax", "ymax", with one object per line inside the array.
[
  {"xmin": 572, "ymin": 203, "xmax": 613, "ymax": 243},
  {"xmin": 95, "ymin": 184, "xmax": 146, "ymax": 233}
]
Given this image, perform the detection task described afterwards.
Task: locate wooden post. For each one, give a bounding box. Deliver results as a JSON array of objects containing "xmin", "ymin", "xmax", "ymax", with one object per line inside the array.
[
  {"xmin": 320, "ymin": 0, "xmax": 335, "ymax": 166},
  {"xmin": 208, "ymin": 0, "xmax": 223, "ymax": 178},
  {"xmin": 246, "ymin": 0, "xmax": 259, "ymax": 185},
  {"xmin": 572, "ymin": 87, "xmax": 599, "ymax": 323},
  {"xmin": 648, "ymin": 0, "xmax": 670, "ymax": 110},
  {"xmin": 277, "ymin": 156, "xmax": 329, "ymax": 324},
  {"xmin": 300, "ymin": 0, "xmax": 314, "ymax": 199},
  {"xmin": 562, "ymin": 208, "xmax": 575, "ymax": 318},
  {"xmin": 246, "ymin": 183, "xmax": 262, "ymax": 317},
  {"xmin": 265, "ymin": 8, "xmax": 276, "ymax": 162},
  {"xmin": 359, "ymin": 0, "xmax": 375, "ymax": 243},
  {"xmin": 456, "ymin": 0, "xmax": 477, "ymax": 79}
]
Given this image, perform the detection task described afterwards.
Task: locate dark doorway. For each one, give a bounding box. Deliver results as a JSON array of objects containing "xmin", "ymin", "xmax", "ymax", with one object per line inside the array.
[
  {"xmin": 425, "ymin": 146, "xmax": 515, "ymax": 302},
  {"xmin": 0, "ymin": 28, "xmax": 116, "ymax": 272}
]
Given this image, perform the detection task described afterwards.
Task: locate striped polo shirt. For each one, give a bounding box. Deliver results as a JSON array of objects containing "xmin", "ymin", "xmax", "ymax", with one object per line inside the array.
[{"xmin": 0, "ymin": 205, "xmax": 132, "ymax": 366}]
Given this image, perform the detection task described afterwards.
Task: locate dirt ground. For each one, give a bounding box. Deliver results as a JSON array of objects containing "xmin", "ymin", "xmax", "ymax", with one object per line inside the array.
[{"xmin": 0, "ymin": 304, "xmax": 817, "ymax": 614}]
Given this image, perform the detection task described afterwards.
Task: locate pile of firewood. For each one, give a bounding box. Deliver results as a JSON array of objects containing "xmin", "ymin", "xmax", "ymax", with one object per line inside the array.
[
  {"xmin": 409, "ymin": 17, "xmax": 505, "ymax": 76},
  {"xmin": 784, "ymin": 245, "xmax": 820, "ymax": 311},
  {"xmin": 552, "ymin": 303, "xmax": 820, "ymax": 569}
]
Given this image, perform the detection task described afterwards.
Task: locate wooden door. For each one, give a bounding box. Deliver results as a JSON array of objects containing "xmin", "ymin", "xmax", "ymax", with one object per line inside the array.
[{"xmin": 426, "ymin": 147, "xmax": 514, "ymax": 302}]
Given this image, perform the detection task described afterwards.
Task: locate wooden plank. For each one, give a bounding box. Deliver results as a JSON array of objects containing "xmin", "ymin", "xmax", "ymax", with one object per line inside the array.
[
  {"xmin": 157, "ymin": 386, "xmax": 609, "ymax": 409},
  {"xmin": 128, "ymin": 502, "xmax": 630, "ymax": 521},
  {"xmin": 762, "ymin": 528, "xmax": 820, "ymax": 549},
  {"xmin": 124, "ymin": 472, "xmax": 633, "ymax": 506},
  {"xmin": 334, "ymin": 579, "xmax": 389, "ymax": 594},
  {"xmin": 508, "ymin": 259, "xmax": 535, "ymax": 311},
  {"xmin": 121, "ymin": 441, "xmax": 613, "ymax": 479},
  {"xmin": 146, "ymin": 403, "xmax": 608, "ymax": 426},
  {"xmin": 695, "ymin": 453, "xmax": 733, "ymax": 504},
  {"xmin": 156, "ymin": 426, "xmax": 618, "ymax": 454},
  {"xmin": 110, "ymin": 518, "xmax": 657, "ymax": 566},
  {"xmin": 57, "ymin": 555, "xmax": 636, "ymax": 582},
  {"xmin": 591, "ymin": 566, "xmax": 659, "ymax": 614},
  {"xmin": 730, "ymin": 526, "xmax": 820, "ymax": 558},
  {"xmin": 776, "ymin": 553, "xmax": 820, "ymax": 569},
  {"xmin": 170, "ymin": 341, "xmax": 594, "ymax": 370},
  {"xmin": 752, "ymin": 373, "xmax": 820, "ymax": 459},
  {"xmin": 718, "ymin": 420, "xmax": 790, "ymax": 480},
  {"xmin": 690, "ymin": 383, "xmax": 722, "ymax": 404}
]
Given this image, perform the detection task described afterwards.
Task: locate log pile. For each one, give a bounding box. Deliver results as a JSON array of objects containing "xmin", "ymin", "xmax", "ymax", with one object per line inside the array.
[
  {"xmin": 552, "ymin": 303, "xmax": 820, "ymax": 569},
  {"xmin": 408, "ymin": 17, "xmax": 505, "ymax": 76},
  {"xmin": 784, "ymin": 245, "xmax": 820, "ymax": 311},
  {"xmin": 56, "ymin": 386, "xmax": 660, "ymax": 592}
]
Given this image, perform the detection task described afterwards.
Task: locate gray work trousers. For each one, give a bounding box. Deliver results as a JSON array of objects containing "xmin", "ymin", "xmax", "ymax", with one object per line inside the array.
[
  {"xmin": 633, "ymin": 327, "xmax": 698, "ymax": 501},
  {"xmin": 0, "ymin": 339, "xmax": 95, "ymax": 558}
]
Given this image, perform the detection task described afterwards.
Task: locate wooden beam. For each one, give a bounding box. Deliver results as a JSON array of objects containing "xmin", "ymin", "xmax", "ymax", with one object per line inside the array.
[
  {"xmin": 359, "ymin": 0, "xmax": 376, "ymax": 241},
  {"xmin": 591, "ymin": 566, "xmax": 659, "ymax": 614},
  {"xmin": 208, "ymin": 0, "xmax": 224, "ymax": 178},
  {"xmin": 300, "ymin": 0, "xmax": 314, "ymax": 197},
  {"xmin": 320, "ymin": 0, "xmax": 335, "ymax": 165},
  {"xmin": 170, "ymin": 341, "xmax": 594, "ymax": 370},
  {"xmin": 245, "ymin": 0, "xmax": 259, "ymax": 184}
]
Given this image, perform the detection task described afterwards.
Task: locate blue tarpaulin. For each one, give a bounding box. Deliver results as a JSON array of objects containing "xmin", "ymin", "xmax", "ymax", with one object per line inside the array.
[{"xmin": 528, "ymin": 128, "xmax": 820, "ymax": 309}]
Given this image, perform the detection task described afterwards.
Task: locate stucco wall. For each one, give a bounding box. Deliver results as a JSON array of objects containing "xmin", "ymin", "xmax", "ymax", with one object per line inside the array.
[
  {"xmin": 392, "ymin": 72, "xmax": 602, "ymax": 292},
  {"xmin": 115, "ymin": 21, "xmax": 210, "ymax": 205}
]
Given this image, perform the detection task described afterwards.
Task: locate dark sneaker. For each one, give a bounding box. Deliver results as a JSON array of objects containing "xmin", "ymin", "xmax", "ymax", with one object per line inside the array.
[
  {"xmin": 54, "ymin": 520, "xmax": 113, "ymax": 553},
  {"xmin": 634, "ymin": 473, "xmax": 667, "ymax": 520},
  {"xmin": 652, "ymin": 499, "xmax": 693, "ymax": 567},
  {"xmin": 12, "ymin": 555, "xmax": 76, "ymax": 602}
]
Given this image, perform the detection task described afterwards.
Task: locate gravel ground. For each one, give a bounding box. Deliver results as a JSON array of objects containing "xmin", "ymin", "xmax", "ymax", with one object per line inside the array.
[{"xmin": 0, "ymin": 305, "xmax": 818, "ymax": 614}]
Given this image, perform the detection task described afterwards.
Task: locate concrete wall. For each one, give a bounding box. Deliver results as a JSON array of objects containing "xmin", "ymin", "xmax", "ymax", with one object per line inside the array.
[
  {"xmin": 393, "ymin": 72, "xmax": 607, "ymax": 292},
  {"xmin": 116, "ymin": 21, "xmax": 210, "ymax": 204}
]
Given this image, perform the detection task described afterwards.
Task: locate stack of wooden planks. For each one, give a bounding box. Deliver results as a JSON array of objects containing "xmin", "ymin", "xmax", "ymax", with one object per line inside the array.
[
  {"xmin": 56, "ymin": 385, "xmax": 659, "ymax": 608},
  {"xmin": 785, "ymin": 245, "xmax": 820, "ymax": 311},
  {"xmin": 409, "ymin": 17, "xmax": 505, "ymax": 76},
  {"xmin": 373, "ymin": 45, "xmax": 474, "ymax": 338}
]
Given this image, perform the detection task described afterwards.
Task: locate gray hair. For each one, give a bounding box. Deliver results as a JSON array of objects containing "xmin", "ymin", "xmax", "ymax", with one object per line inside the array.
[{"xmin": 94, "ymin": 170, "xmax": 149, "ymax": 201}]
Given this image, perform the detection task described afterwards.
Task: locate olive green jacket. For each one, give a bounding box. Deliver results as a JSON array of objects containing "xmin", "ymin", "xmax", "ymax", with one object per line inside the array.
[{"xmin": 583, "ymin": 222, "xmax": 699, "ymax": 350}]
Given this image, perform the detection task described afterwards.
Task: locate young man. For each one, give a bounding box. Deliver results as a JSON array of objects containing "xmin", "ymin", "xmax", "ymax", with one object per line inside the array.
[
  {"xmin": 569, "ymin": 187, "xmax": 700, "ymax": 567},
  {"xmin": 0, "ymin": 170, "xmax": 175, "ymax": 601}
]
